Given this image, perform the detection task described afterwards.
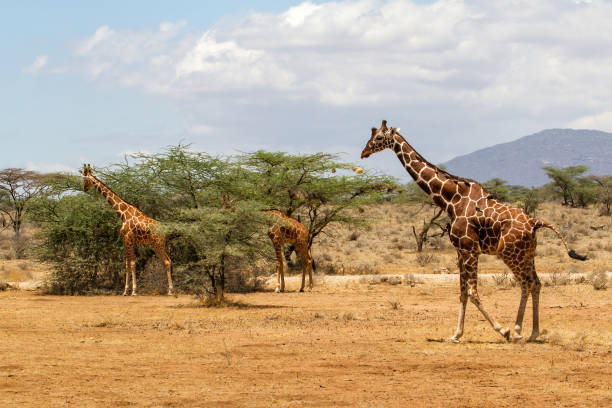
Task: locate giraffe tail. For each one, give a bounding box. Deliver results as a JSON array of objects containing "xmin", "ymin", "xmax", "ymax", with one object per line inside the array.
[
  {"xmin": 309, "ymin": 248, "xmax": 317, "ymax": 271},
  {"xmin": 534, "ymin": 220, "xmax": 587, "ymax": 261}
]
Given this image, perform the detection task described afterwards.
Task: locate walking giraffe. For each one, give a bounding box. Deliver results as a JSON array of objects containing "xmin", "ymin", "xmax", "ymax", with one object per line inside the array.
[
  {"xmin": 264, "ymin": 209, "xmax": 314, "ymax": 293},
  {"xmin": 81, "ymin": 164, "xmax": 173, "ymax": 296},
  {"xmin": 361, "ymin": 121, "xmax": 586, "ymax": 342}
]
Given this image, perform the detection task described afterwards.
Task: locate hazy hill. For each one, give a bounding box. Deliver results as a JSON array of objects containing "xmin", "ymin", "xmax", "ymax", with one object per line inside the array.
[{"xmin": 442, "ymin": 129, "xmax": 612, "ymax": 187}]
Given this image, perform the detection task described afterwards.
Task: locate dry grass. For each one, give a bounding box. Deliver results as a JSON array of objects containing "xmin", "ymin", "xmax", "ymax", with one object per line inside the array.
[
  {"xmin": 313, "ymin": 202, "xmax": 609, "ymax": 277},
  {"xmin": 1, "ymin": 284, "xmax": 611, "ymax": 407}
]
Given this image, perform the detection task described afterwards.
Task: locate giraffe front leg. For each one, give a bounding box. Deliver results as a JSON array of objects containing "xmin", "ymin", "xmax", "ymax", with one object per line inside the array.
[
  {"xmin": 130, "ymin": 258, "xmax": 137, "ymax": 296},
  {"xmin": 464, "ymin": 252, "xmax": 510, "ymax": 341},
  {"xmin": 273, "ymin": 244, "xmax": 284, "ymax": 293},
  {"xmin": 123, "ymin": 243, "xmax": 134, "ymax": 296},
  {"xmin": 153, "ymin": 242, "xmax": 173, "ymax": 295},
  {"xmin": 123, "ymin": 258, "xmax": 130, "ymax": 296},
  {"xmin": 449, "ymin": 272, "xmax": 468, "ymax": 343}
]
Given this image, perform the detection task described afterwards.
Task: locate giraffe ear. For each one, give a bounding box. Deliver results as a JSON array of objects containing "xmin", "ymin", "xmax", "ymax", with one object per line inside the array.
[
  {"xmin": 381, "ymin": 120, "xmax": 387, "ymax": 130},
  {"xmin": 396, "ymin": 127, "xmax": 400, "ymax": 132}
]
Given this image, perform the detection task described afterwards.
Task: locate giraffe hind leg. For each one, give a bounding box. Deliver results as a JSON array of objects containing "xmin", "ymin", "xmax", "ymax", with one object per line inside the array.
[
  {"xmin": 528, "ymin": 274, "xmax": 542, "ymax": 342},
  {"xmin": 153, "ymin": 241, "xmax": 173, "ymax": 295},
  {"xmin": 296, "ymin": 245, "xmax": 312, "ymax": 292},
  {"xmin": 501, "ymin": 251, "xmax": 538, "ymax": 341}
]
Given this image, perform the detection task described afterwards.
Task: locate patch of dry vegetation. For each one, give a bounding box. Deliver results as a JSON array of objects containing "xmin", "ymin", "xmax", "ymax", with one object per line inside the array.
[{"xmin": 313, "ymin": 202, "xmax": 610, "ymax": 277}]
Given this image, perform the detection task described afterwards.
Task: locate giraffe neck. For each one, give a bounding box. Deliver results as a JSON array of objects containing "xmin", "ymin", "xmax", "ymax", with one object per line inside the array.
[
  {"xmin": 391, "ymin": 134, "xmax": 464, "ymax": 211},
  {"xmin": 88, "ymin": 176, "xmax": 133, "ymax": 222}
]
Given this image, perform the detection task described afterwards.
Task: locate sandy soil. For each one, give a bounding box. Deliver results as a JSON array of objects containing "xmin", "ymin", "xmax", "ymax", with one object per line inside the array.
[{"xmin": 1, "ymin": 281, "xmax": 611, "ymax": 407}]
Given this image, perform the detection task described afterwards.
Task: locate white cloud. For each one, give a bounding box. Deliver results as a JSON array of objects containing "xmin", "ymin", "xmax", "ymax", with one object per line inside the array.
[
  {"xmin": 23, "ymin": 55, "xmax": 48, "ymax": 73},
  {"xmin": 568, "ymin": 111, "xmax": 612, "ymax": 131},
  {"xmin": 187, "ymin": 124, "xmax": 215, "ymax": 135},
  {"xmin": 46, "ymin": 0, "xmax": 612, "ymax": 177},
  {"xmin": 25, "ymin": 161, "xmax": 73, "ymax": 174},
  {"xmin": 67, "ymin": 1, "xmax": 612, "ymax": 112}
]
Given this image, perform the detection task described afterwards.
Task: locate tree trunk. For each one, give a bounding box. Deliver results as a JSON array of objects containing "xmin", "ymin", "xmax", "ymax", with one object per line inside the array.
[{"xmin": 412, "ymin": 208, "xmax": 444, "ymax": 253}]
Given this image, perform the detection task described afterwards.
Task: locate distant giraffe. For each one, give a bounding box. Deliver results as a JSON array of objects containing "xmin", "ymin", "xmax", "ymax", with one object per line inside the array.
[
  {"xmin": 81, "ymin": 164, "xmax": 173, "ymax": 296},
  {"xmin": 264, "ymin": 209, "xmax": 314, "ymax": 293},
  {"xmin": 361, "ymin": 120, "xmax": 586, "ymax": 342}
]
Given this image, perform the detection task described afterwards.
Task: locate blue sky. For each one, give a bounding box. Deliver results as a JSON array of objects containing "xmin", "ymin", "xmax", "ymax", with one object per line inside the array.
[
  {"xmin": 2, "ymin": 1, "xmax": 311, "ymax": 171},
  {"xmin": 3, "ymin": 0, "xmax": 612, "ymax": 178}
]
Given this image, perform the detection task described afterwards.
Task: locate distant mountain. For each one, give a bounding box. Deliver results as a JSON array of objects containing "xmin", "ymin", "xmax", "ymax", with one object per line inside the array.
[{"xmin": 442, "ymin": 129, "xmax": 612, "ymax": 187}]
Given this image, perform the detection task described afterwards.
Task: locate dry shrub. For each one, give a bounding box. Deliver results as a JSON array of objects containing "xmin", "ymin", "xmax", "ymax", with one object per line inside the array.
[
  {"xmin": 387, "ymin": 300, "xmax": 401, "ymax": 310},
  {"xmin": 388, "ymin": 275, "xmax": 402, "ymax": 285},
  {"xmin": 544, "ymin": 270, "xmax": 572, "ymax": 287},
  {"xmin": 137, "ymin": 258, "xmax": 171, "ymax": 295},
  {"xmin": 318, "ymin": 252, "xmax": 332, "ymax": 262},
  {"xmin": 589, "ymin": 271, "xmax": 609, "ymax": 290},
  {"xmin": 348, "ymin": 231, "xmax": 360, "ymax": 241},
  {"xmin": 403, "ymin": 273, "xmax": 421, "ymax": 287},
  {"xmin": 338, "ymin": 311, "xmax": 357, "ymax": 321},
  {"xmin": 492, "ymin": 271, "xmax": 510, "ymax": 287},
  {"xmin": 415, "ymin": 252, "xmax": 438, "ymax": 267},
  {"xmin": 383, "ymin": 253, "xmax": 396, "ymax": 263}
]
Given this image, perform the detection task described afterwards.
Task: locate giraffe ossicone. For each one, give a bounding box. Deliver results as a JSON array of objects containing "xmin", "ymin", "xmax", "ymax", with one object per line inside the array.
[
  {"xmin": 361, "ymin": 121, "xmax": 586, "ymax": 342},
  {"xmin": 82, "ymin": 164, "xmax": 174, "ymax": 296}
]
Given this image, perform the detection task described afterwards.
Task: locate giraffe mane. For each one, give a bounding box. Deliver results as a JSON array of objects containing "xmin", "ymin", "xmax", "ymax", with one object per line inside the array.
[
  {"xmin": 395, "ymin": 132, "xmax": 491, "ymax": 197},
  {"xmin": 88, "ymin": 173, "xmax": 145, "ymax": 213}
]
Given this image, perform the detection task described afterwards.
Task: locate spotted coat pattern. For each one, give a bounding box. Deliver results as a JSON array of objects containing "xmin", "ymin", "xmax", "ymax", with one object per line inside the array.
[
  {"xmin": 361, "ymin": 121, "xmax": 586, "ymax": 342},
  {"xmin": 81, "ymin": 164, "xmax": 173, "ymax": 296},
  {"xmin": 265, "ymin": 210, "xmax": 313, "ymax": 293}
]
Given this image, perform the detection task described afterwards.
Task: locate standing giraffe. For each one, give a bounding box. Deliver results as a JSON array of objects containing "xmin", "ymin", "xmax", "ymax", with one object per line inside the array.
[
  {"xmin": 361, "ymin": 121, "xmax": 586, "ymax": 342},
  {"xmin": 81, "ymin": 164, "xmax": 173, "ymax": 296},
  {"xmin": 264, "ymin": 209, "xmax": 314, "ymax": 293}
]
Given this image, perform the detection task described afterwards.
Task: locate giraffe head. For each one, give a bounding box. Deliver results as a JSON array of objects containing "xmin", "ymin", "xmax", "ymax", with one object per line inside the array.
[
  {"xmin": 80, "ymin": 164, "xmax": 94, "ymax": 192},
  {"xmin": 360, "ymin": 120, "xmax": 400, "ymax": 159},
  {"xmin": 221, "ymin": 194, "xmax": 234, "ymax": 210}
]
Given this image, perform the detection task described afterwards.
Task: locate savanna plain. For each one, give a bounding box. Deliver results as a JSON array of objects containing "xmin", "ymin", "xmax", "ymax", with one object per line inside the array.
[{"xmin": 1, "ymin": 203, "xmax": 611, "ymax": 407}]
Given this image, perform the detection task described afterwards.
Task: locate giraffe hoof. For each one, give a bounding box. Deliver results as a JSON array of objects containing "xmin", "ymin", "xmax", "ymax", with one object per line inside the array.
[
  {"xmin": 167, "ymin": 290, "xmax": 174, "ymax": 296},
  {"xmin": 527, "ymin": 333, "xmax": 539, "ymax": 342},
  {"xmin": 122, "ymin": 292, "xmax": 128, "ymax": 296},
  {"xmin": 131, "ymin": 292, "xmax": 137, "ymax": 297},
  {"xmin": 448, "ymin": 337, "xmax": 460, "ymax": 343},
  {"xmin": 274, "ymin": 287, "xmax": 280, "ymax": 293},
  {"xmin": 299, "ymin": 288, "xmax": 304, "ymax": 293},
  {"xmin": 512, "ymin": 333, "xmax": 523, "ymax": 342},
  {"xmin": 500, "ymin": 328, "xmax": 511, "ymax": 341}
]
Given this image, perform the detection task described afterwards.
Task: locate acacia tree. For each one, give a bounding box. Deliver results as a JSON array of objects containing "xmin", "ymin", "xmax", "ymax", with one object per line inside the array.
[
  {"xmin": 591, "ymin": 175, "xmax": 612, "ymax": 216},
  {"xmin": 31, "ymin": 147, "xmax": 398, "ymax": 298},
  {"xmin": 131, "ymin": 145, "xmax": 230, "ymax": 210},
  {"xmin": 239, "ymin": 151, "xmax": 397, "ymax": 253},
  {"xmin": 397, "ymin": 183, "xmax": 449, "ymax": 252},
  {"xmin": 0, "ymin": 168, "xmax": 44, "ymax": 238},
  {"xmin": 483, "ymin": 178, "xmax": 510, "ymax": 202},
  {"xmin": 164, "ymin": 199, "xmax": 268, "ymax": 303},
  {"xmin": 0, "ymin": 168, "xmax": 64, "ymax": 258},
  {"xmin": 543, "ymin": 165, "xmax": 589, "ymax": 207}
]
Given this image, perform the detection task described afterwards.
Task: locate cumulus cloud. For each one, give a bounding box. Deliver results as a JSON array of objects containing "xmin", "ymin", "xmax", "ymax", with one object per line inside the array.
[
  {"xmin": 23, "ymin": 55, "xmax": 48, "ymax": 73},
  {"xmin": 25, "ymin": 161, "xmax": 73, "ymax": 174},
  {"xmin": 56, "ymin": 1, "xmax": 612, "ymax": 176},
  {"xmin": 70, "ymin": 1, "xmax": 612, "ymax": 112}
]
